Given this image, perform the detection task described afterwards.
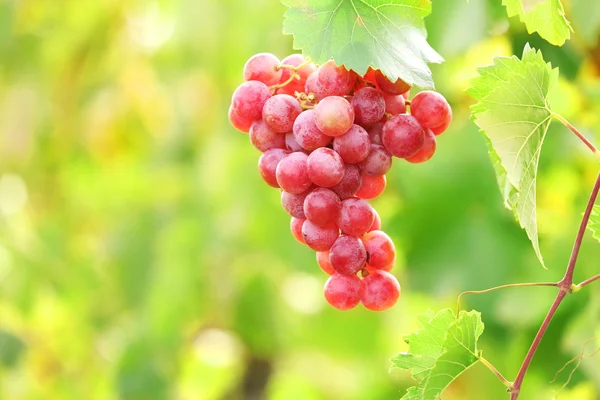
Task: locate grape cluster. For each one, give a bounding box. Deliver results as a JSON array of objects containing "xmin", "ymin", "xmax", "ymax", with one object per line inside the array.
[{"xmin": 228, "ymin": 53, "xmax": 452, "ymax": 311}]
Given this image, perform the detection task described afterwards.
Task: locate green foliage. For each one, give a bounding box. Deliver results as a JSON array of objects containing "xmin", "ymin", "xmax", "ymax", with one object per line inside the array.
[
  {"xmin": 502, "ymin": 0, "xmax": 572, "ymax": 46},
  {"xmin": 0, "ymin": 330, "xmax": 25, "ymax": 368},
  {"xmin": 571, "ymin": 0, "xmax": 600, "ymax": 46},
  {"xmin": 391, "ymin": 309, "xmax": 484, "ymax": 400},
  {"xmin": 589, "ymin": 205, "xmax": 600, "ymax": 243},
  {"xmin": 281, "ymin": 0, "xmax": 442, "ymax": 88},
  {"xmin": 468, "ymin": 45, "xmax": 558, "ymax": 268}
]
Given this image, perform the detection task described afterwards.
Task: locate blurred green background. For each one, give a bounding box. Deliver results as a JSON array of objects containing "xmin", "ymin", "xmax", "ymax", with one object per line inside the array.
[{"xmin": 0, "ymin": 0, "xmax": 600, "ymax": 399}]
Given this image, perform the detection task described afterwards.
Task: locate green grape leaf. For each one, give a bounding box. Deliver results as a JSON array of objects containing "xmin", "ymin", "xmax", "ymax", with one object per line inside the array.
[
  {"xmin": 391, "ymin": 309, "xmax": 484, "ymax": 400},
  {"xmin": 281, "ymin": 0, "xmax": 443, "ymax": 89},
  {"xmin": 502, "ymin": 0, "xmax": 572, "ymax": 46},
  {"xmin": 588, "ymin": 205, "xmax": 600, "ymax": 243},
  {"xmin": 467, "ymin": 45, "xmax": 558, "ymax": 268}
]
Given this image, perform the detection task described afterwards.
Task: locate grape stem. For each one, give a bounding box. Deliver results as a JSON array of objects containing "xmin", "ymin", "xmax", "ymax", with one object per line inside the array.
[
  {"xmin": 552, "ymin": 112, "xmax": 600, "ymax": 159},
  {"xmin": 480, "ymin": 356, "xmax": 512, "ymax": 388},
  {"xmin": 270, "ymin": 58, "xmax": 315, "ymax": 91}
]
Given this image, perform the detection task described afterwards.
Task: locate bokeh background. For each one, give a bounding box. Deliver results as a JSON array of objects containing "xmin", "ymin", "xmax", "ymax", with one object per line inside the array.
[{"xmin": 0, "ymin": 0, "xmax": 600, "ymax": 399}]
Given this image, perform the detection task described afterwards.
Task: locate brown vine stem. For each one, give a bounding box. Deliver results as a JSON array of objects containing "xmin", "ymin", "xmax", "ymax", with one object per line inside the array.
[
  {"xmin": 552, "ymin": 112, "xmax": 600, "ymax": 159},
  {"xmin": 509, "ymin": 170, "xmax": 600, "ymax": 399},
  {"xmin": 576, "ymin": 273, "xmax": 600, "ymax": 289}
]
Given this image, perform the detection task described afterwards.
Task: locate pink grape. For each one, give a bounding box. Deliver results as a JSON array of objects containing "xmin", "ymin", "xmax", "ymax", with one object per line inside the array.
[
  {"xmin": 316, "ymin": 60, "xmax": 357, "ymax": 97},
  {"xmin": 293, "ymin": 110, "xmax": 331, "ymax": 151},
  {"xmin": 329, "ymin": 235, "xmax": 367, "ymax": 275},
  {"xmin": 337, "ymin": 197, "xmax": 374, "ymax": 237},
  {"xmin": 330, "ymin": 164, "xmax": 362, "ymax": 199},
  {"xmin": 304, "ymin": 71, "xmax": 324, "ymax": 102},
  {"xmin": 301, "ymin": 220, "xmax": 339, "ymax": 251},
  {"xmin": 290, "ymin": 217, "xmax": 307, "ymax": 245},
  {"xmin": 374, "ymin": 70, "xmax": 411, "ymax": 95},
  {"xmin": 303, "ymin": 188, "xmax": 341, "ymax": 226},
  {"xmin": 243, "ymin": 53, "xmax": 282, "ymax": 86},
  {"xmin": 258, "ymin": 148, "xmax": 290, "ymax": 187},
  {"xmin": 361, "ymin": 230, "xmax": 396, "ymax": 270},
  {"xmin": 367, "ymin": 121, "xmax": 385, "ymax": 145},
  {"xmin": 231, "ymin": 81, "xmax": 271, "ymax": 121},
  {"xmin": 410, "ymin": 90, "xmax": 451, "ymax": 129},
  {"xmin": 276, "ymin": 152, "xmax": 312, "ymax": 194},
  {"xmin": 314, "ymin": 96, "xmax": 354, "ymax": 137},
  {"xmin": 406, "ymin": 128, "xmax": 437, "ymax": 164},
  {"xmin": 228, "ymin": 105, "xmax": 254, "ymax": 133},
  {"xmin": 262, "ymin": 94, "xmax": 303, "ymax": 133},
  {"xmin": 356, "ymin": 175, "xmax": 386, "ymax": 200},
  {"xmin": 369, "ymin": 209, "xmax": 381, "ymax": 232},
  {"xmin": 361, "ymin": 270, "xmax": 400, "ymax": 311},
  {"xmin": 285, "ymin": 132, "xmax": 306, "ymax": 152},
  {"xmin": 359, "ymin": 144, "xmax": 392, "ymax": 176},
  {"xmin": 316, "ymin": 251, "xmax": 335, "ymax": 275},
  {"xmin": 382, "ymin": 114, "xmax": 425, "ymax": 158},
  {"xmin": 431, "ymin": 107, "xmax": 452, "ymax": 136},
  {"xmin": 306, "ymin": 147, "xmax": 345, "ymax": 187},
  {"xmin": 249, "ymin": 120, "xmax": 286, "ymax": 152},
  {"xmin": 281, "ymin": 188, "xmax": 312, "ymax": 218},
  {"xmin": 333, "ymin": 124, "xmax": 370, "ymax": 164},
  {"xmin": 351, "ymin": 87, "xmax": 386, "ymax": 126},
  {"xmin": 324, "ymin": 273, "xmax": 364, "ymax": 310},
  {"xmin": 382, "ymin": 93, "xmax": 406, "ymax": 115},
  {"xmin": 278, "ymin": 54, "xmax": 317, "ymax": 95}
]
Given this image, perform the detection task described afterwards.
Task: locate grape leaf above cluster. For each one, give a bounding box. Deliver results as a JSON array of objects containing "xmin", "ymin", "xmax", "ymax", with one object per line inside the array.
[
  {"xmin": 281, "ymin": 0, "xmax": 443, "ymax": 89},
  {"xmin": 503, "ymin": 0, "xmax": 572, "ymax": 46},
  {"xmin": 391, "ymin": 309, "xmax": 484, "ymax": 400},
  {"xmin": 467, "ymin": 45, "xmax": 558, "ymax": 268},
  {"xmin": 588, "ymin": 205, "xmax": 600, "ymax": 243}
]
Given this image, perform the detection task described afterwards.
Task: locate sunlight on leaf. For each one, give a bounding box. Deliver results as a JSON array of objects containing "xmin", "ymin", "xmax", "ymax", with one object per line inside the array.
[
  {"xmin": 467, "ymin": 45, "xmax": 558, "ymax": 268},
  {"xmin": 391, "ymin": 309, "xmax": 484, "ymax": 400},
  {"xmin": 502, "ymin": 0, "xmax": 572, "ymax": 46}
]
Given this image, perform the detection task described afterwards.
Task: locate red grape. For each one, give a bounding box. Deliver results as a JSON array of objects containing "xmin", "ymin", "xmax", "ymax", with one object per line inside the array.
[
  {"xmin": 231, "ymin": 81, "xmax": 271, "ymax": 121},
  {"xmin": 228, "ymin": 105, "xmax": 254, "ymax": 133},
  {"xmin": 285, "ymin": 132, "xmax": 307, "ymax": 152},
  {"xmin": 329, "ymin": 235, "xmax": 367, "ymax": 275},
  {"xmin": 351, "ymin": 87, "xmax": 386, "ymax": 126},
  {"xmin": 304, "ymin": 70, "xmax": 323, "ymax": 102},
  {"xmin": 258, "ymin": 148, "xmax": 290, "ymax": 187},
  {"xmin": 281, "ymin": 188, "xmax": 312, "ymax": 218},
  {"xmin": 301, "ymin": 220, "xmax": 339, "ymax": 251},
  {"xmin": 406, "ymin": 128, "xmax": 436, "ymax": 164},
  {"xmin": 278, "ymin": 54, "xmax": 317, "ymax": 95},
  {"xmin": 262, "ymin": 94, "xmax": 302, "ymax": 133},
  {"xmin": 374, "ymin": 70, "xmax": 411, "ymax": 95},
  {"xmin": 303, "ymin": 188, "xmax": 341, "ymax": 226},
  {"xmin": 293, "ymin": 110, "xmax": 331, "ymax": 151},
  {"xmin": 330, "ymin": 164, "xmax": 362, "ymax": 199},
  {"xmin": 290, "ymin": 217, "xmax": 307, "ymax": 245},
  {"xmin": 361, "ymin": 270, "xmax": 400, "ymax": 311},
  {"xmin": 316, "ymin": 60, "xmax": 356, "ymax": 97},
  {"xmin": 369, "ymin": 209, "xmax": 381, "ymax": 232},
  {"xmin": 431, "ymin": 107, "xmax": 452, "ymax": 136},
  {"xmin": 359, "ymin": 144, "xmax": 392, "ymax": 176},
  {"xmin": 324, "ymin": 273, "xmax": 364, "ymax": 310},
  {"xmin": 410, "ymin": 90, "xmax": 451, "ymax": 129},
  {"xmin": 314, "ymin": 96, "xmax": 354, "ymax": 137},
  {"xmin": 333, "ymin": 124, "xmax": 370, "ymax": 164},
  {"xmin": 367, "ymin": 121, "xmax": 384, "ymax": 145},
  {"xmin": 276, "ymin": 152, "xmax": 312, "ymax": 194},
  {"xmin": 243, "ymin": 53, "xmax": 282, "ymax": 86},
  {"xmin": 382, "ymin": 93, "xmax": 406, "ymax": 115},
  {"xmin": 306, "ymin": 147, "xmax": 345, "ymax": 187},
  {"xmin": 316, "ymin": 251, "xmax": 335, "ymax": 275},
  {"xmin": 361, "ymin": 230, "xmax": 395, "ymax": 270},
  {"xmin": 356, "ymin": 175, "xmax": 386, "ymax": 200},
  {"xmin": 382, "ymin": 114, "xmax": 425, "ymax": 158},
  {"xmin": 249, "ymin": 120, "xmax": 286, "ymax": 152},
  {"xmin": 337, "ymin": 197, "xmax": 374, "ymax": 236}
]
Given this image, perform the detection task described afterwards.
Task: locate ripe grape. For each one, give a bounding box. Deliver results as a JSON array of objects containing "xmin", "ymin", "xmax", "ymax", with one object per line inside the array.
[
  {"xmin": 303, "ymin": 188, "xmax": 342, "ymax": 226},
  {"xmin": 369, "ymin": 209, "xmax": 381, "ymax": 232},
  {"xmin": 278, "ymin": 54, "xmax": 317, "ymax": 95},
  {"xmin": 333, "ymin": 124, "xmax": 371, "ymax": 164},
  {"xmin": 351, "ymin": 87, "xmax": 386, "ymax": 126},
  {"xmin": 231, "ymin": 81, "xmax": 271, "ymax": 121},
  {"xmin": 337, "ymin": 197, "xmax": 374, "ymax": 237},
  {"xmin": 306, "ymin": 147, "xmax": 345, "ymax": 187},
  {"xmin": 406, "ymin": 128, "xmax": 436, "ymax": 164},
  {"xmin": 304, "ymin": 71, "xmax": 323, "ymax": 102},
  {"xmin": 324, "ymin": 273, "xmax": 364, "ymax": 310},
  {"xmin": 316, "ymin": 60, "xmax": 356, "ymax": 97},
  {"xmin": 431, "ymin": 107, "xmax": 452, "ymax": 136},
  {"xmin": 367, "ymin": 121, "xmax": 384, "ymax": 145},
  {"xmin": 356, "ymin": 175, "xmax": 386, "ymax": 200},
  {"xmin": 330, "ymin": 164, "xmax": 362, "ymax": 199},
  {"xmin": 290, "ymin": 217, "xmax": 307, "ymax": 245},
  {"xmin": 361, "ymin": 270, "xmax": 400, "ymax": 311},
  {"xmin": 228, "ymin": 105, "xmax": 254, "ymax": 133},
  {"xmin": 285, "ymin": 132, "xmax": 306, "ymax": 152},
  {"xmin": 293, "ymin": 110, "xmax": 331, "ymax": 151},
  {"xmin": 258, "ymin": 148, "xmax": 290, "ymax": 187},
  {"xmin": 329, "ymin": 235, "xmax": 367, "ymax": 275},
  {"xmin": 316, "ymin": 251, "xmax": 335, "ymax": 275},
  {"xmin": 382, "ymin": 114, "xmax": 425, "ymax": 158},
  {"xmin": 359, "ymin": 144, "xmax": 392, "ymax": 176},
  {"xmin": 262, "ymin": 94, "xmax": 303, "ymax": 133},
  {"xmin": 249, "ymin": 120, "xmax": 286, "ymax": 152},
  {"xmin": 382, "ymin": 93, "xmax": 406, "ymax": 115},
  {"xmin": 314, "ymin": 96, "xmax": 354, "ymax": 136},
  {"xmin": 276, "ymin": 152, "xmax": 312, "ymax": 194},
  {"xmin": 281, "ymin": 188, "xmax": 312, "ymax": 218},
  {"xmin": 243, "ymin": 53, "xmax": 282, "ymax": 86},
  {"xmin": 374, "ymin": 70, "xmax": 411, "ymax": 95},
  {"xmin": 361, "ymin": 230, "xmax": 395, "ymax": 270},
  {"xmin": 302, "ymin": 220, "xmax": 339, "ymax": 251},
  {"xmin": 410, "ymin": 90, "xmax": 451, "ymax": 129}
]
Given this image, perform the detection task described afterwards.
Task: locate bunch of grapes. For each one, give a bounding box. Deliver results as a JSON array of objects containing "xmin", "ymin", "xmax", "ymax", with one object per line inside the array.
[{"xmin": 228, "ymin": 53, "xmax": 452, "ymax": 311}]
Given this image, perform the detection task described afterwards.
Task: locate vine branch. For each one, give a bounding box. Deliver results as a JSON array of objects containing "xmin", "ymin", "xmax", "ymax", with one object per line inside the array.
[{"xmin": 552, "ymin": 113, "xmax": 600, "ymax": 159}]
